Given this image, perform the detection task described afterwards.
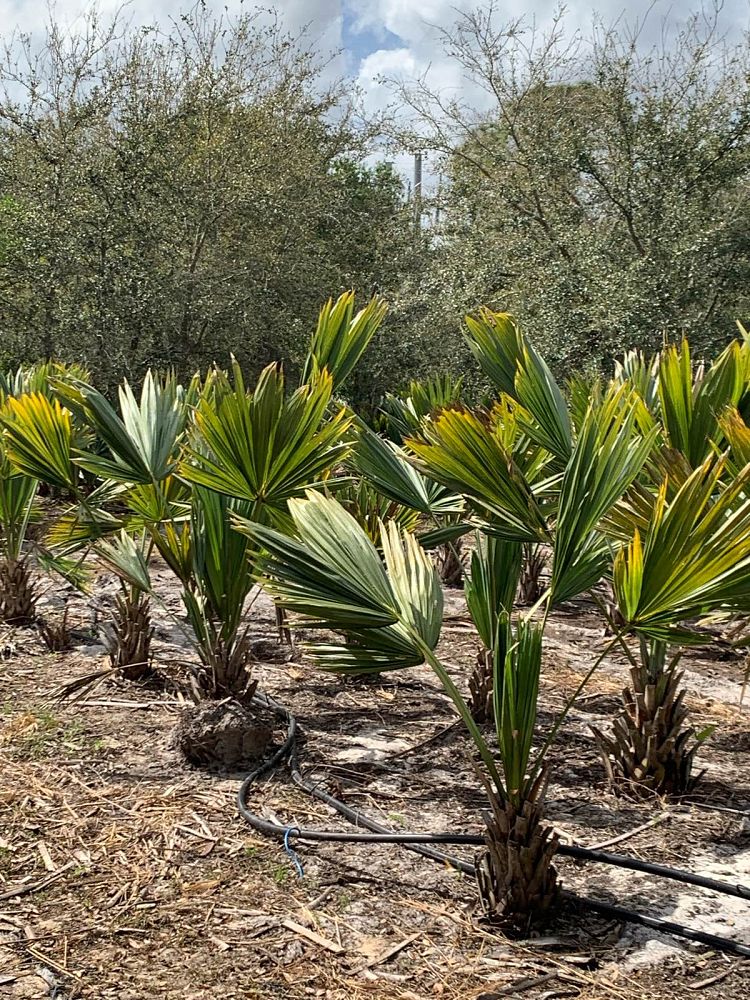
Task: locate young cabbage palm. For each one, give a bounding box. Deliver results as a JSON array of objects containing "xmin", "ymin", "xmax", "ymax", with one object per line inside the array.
[
  {"xmin": 239, "ymin": 362, "xmax": 657, "ymax": 922},
  {"xmin": 235, "ymin": 492, "xmax": 564, "ymax": 923},
  {"xmin": 596, "ymin": 453, "xmax": 750, "ymax": 794},
  {"xmin": 0, "ymin": 291, "xmax": 384, "ymax": 697},
  {"xmin": 0, "ymin": 438, "xmax": 38, "ymax": 623},
  {"xmin": 0, "ymin": 362, "xmax": 91, "ymax": 624},
  {"xmin": 1, "ymin": 371, "xmax": 193, "ymax": 678}
]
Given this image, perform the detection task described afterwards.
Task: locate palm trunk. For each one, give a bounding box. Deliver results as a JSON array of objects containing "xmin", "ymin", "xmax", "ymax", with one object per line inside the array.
[
  {"xmin": 475, "ymin": 774, "xmax": 559, "ymax": 926},
  {"xmin": 192, "ymin": 631, "xmax": 257, "ymax": 703},
  {"xmin": 593, "ymin": 640, "xmax": 701, "ymax": 796},
  {"xmin": 107, "ymin": 588, "xmax": 154, "ymax": 681},
  {"xmin": 436, "ymin": 539, "xmax": 464, "ymax": 587},
  {"xmin": 0, "ymin": 557, "xmax": 37, "ymax": 625},
  {"xmin": 469, "ymin": 647, "xmax": 494, "ymax": 723},
  {"xmin": 518, "ymin": 543, "xmax": 546, "ymax": 606}
]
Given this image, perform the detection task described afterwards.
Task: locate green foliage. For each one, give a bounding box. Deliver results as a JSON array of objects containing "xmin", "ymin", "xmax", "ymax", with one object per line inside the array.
[
  {"xmin": 465, "ymin": 534, "xmax": 522, "ymax": 651},
  {"xmin": 409, "ymin": 406, "xmax": 550, "ymax": 541},
  {"xmin": 396, "ymin": 7, "xmax": 750, "ymax": 377},
  {"xmin": 549, "ymin": 385, "xmax": 657, "ymax": 605},
  {"xmin": 351, "ymin": 421, "xmax": 462, "ymax": 518},
  {"xmin": 381, "ymin": 374, "xmax": 464, "ymax": 443},
  {"xmin": 302, "ymin": 292, "xmax": 388, "ymax": 391},
  {"xmin": 613, "ymin": 455, "xmax": 750, "ymax": 640},
  {"xmin": 464, "ymin": 310, "xmax": 572, "ymax": 461},
  {"xmin": 0, "ymin": 9, "xmax": 417, "ymax": 403},
  {"xmin": 181, "ymin": 362, "xmax": 351, "ymax": 526}
]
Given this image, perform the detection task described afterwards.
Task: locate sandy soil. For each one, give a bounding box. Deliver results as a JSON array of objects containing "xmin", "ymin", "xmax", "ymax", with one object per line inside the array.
[{"xmin": 0, "ymin": 562, "xmax": 749, "ymax": 999}]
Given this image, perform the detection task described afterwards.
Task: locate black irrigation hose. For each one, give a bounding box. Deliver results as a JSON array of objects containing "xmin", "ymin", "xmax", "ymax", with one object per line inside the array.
[
  {"xmin": 560, "ymin": 844, "xmax": 750, "ymax": 902},
  {"xmin": 242, "ymin": 693, "xmax": 750, "ymax": 959}
]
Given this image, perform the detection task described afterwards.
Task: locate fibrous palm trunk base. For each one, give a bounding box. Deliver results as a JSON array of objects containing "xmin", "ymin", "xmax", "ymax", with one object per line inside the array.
[
  {"xmin": 107, "ymin": 590, "xmax": 154, "ymax": 681},
  {"xmin": 193, "ymin": 633, "xmax": 257, "ymax": 704},
  {"xmin": 475, "ymin": 776, "xmax": 559, "ymax": 928},
  {"xmin": 0, "ymin": 557, "xmax": 37, "ymax": 625},
  {"xmin": 518, "ymin": 544, "xmax": 547, "ymax": 606},
  {"xmin": 593, "ymin": 661, "xmax": 699, "ymax": 797},
  {"xmin": 436, "ymin": 540, "xmax": 464, "ymax": 588},
  {"xmin": 469, "ymin": 648, "xmax": 494, "ymax": 723}
]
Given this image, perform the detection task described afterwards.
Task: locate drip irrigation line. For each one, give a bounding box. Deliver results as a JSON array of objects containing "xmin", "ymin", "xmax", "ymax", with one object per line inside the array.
[
  {"xmin": 560, "ymin": 844, "xmax": 750, "ymax": 902},
  {"xmin": 564, "ymin": 894, "xmax": 750, "ymax": 958},
  {"xmin": 242, "ymin": 692, "xmax": 750, "ymax": 958}
]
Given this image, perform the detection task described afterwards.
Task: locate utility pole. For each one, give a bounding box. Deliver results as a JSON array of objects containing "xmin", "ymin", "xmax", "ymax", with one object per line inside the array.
[{"xmin": 413, "ymin": 151, "xmax": 423, "ymax": 233}]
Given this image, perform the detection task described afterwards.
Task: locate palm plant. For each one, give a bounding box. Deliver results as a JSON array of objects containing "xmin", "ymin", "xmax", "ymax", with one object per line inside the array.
[
  {"xmin": 235, "ymin": 493, "xmax": 565, "ymax": 923},
  {"xmin": 0, "ymin": 289, "xmax": 385, "ymax": 697},
  {"xmin": 595, "ymin": 330, "xmax": 750, "ymax": 793},
  {"xmin": 0, "ymin": 436, "xmax": 38, "ymax": 623},
  {"xmin": 233, "ymin": 332, "xmax": 659, "ymax": 921},
  {"xmin": 595, "ymin": 453, "xmax": 750, "ymax": 794},
  {"xmin": 0, "ymin": 363, "xmax": 91, "ymax": 624},
  {"xmin": 1, "ymin": 372, "xmax": 193, "ymax": 677}
]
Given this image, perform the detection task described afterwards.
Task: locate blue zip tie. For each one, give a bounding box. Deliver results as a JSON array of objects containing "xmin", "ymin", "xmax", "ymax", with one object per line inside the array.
[{"xmin": 283, "ymin": 827, "xmax": 304, "ymax": 878}]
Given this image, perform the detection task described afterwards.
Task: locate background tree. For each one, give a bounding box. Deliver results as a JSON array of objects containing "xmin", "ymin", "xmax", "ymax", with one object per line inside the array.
[
  {"xmin": 0, "ymin": 5, "xmax": 417, "ymax": 402},
  {"xmin": 393, "ymin": 2, "xmax": 750, "ymax": 375}
]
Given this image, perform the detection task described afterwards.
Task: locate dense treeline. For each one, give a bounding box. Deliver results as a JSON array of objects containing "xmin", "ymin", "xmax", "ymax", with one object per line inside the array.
[
  {"xmin": 0, "ymin": 8, "xmax": 418, "ymax": 399},
  {"xmin": 398, "ymin": 3, "xmax": 750, "ymax": 375},
  {"xmin": 1, "ymin": 3, "xmax": 750, "ymax": 400}
]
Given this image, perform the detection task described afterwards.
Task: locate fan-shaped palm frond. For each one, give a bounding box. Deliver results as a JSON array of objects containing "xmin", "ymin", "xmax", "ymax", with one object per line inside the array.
[
  {"xmin": 408, "ymin": 407, "xmax": 550, "ymax": 542},
  {"xmin": 302, "ymin": 291, "xmax": 387, "ymax": 391},
  {"xmin": 549, "ymin": 385, "xmax": 658, "ymax": 605},
  {"xmin": 54, "ymin": 370, "xmax": 190, "ymax": 484},
  {"xmin": 181, "ymin": 363, "xmax": 351, "ymax": 527},
  {"xmin": 614, "ymin": 454, "xmax": 750, "ymax": 640},
  {"xmin": 464, "ymin": 309, "xmax": 572, "ymax": 462},
  {"xmin": 381, "ymin": 373, "xmax": 464, "ymax": 443}
]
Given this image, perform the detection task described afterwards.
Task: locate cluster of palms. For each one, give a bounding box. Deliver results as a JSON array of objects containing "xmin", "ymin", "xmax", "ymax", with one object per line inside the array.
[{"xmin": 1, "ymin": 295, "xmax": 750, "ymax": 927}]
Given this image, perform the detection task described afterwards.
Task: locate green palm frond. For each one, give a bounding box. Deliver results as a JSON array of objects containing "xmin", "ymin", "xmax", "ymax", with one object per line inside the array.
[
  {"xmin": 1, "ymin": 393, "xmax": 78, "ymax": 490},
  {"xmin": 613, "ymin": 349, "xmax": 660, "ymax": 412},
  {"xmin": 0, "ymin": 360, "xmax": 91, "ymax": 404},
  {"xmin": 658, "ymin": 339, "xmax": 747, "ymax": 468},
  {"xmin": 381, "ymin": 373, "xmax": 464, "ymax": 443},
  {"xmin": 334, "ymin": 478, "xmax": 421, "ymax": 546},
  {"xmin": 550, "ymin": 385, "xmax": 658, "ymax": 605},
  {"xmin": 182, "ymin": 363, "xmax": 351, "ymax": 526},
  {"xmin": 55, "ymin": 370, "xmax": 189, "ymax": 484},
  {"xmin": 302, "ymin": 291, "xmax": 387, "ymax": 390},
  {"xmin": 719, "ymin": 406, "xmax": 750, "ymax": 470},
  {"xmin": 495, "ymin": 613, "xmax": 544, "ymax": 807},
  {"xmin": 614, "ymin": 454, "xmax": 750, "ymax": 639},
  {"xmin": 235, "ymin": 490, "xmax": 399, "ymax": 629},
  {"xmin": 0, "ymin": 451, "xmax": 37, "ymax": 560},
  {"xmin": 188, "ymin": 487, "xmax": 257, "ymax": 640},
  {"xmin": 352, "ymin": 421, "xmax": 463, "ymax": 517},
  {"xmin": 95, "ymin": 530, "xmax": 153, "ymax": 593},
  {"xmin": 408, "ymin": 406, "xmax": 550, "ymax": 542},
  {"xmin": 464, "ymin": 309, "xmax": 572, "ymax": 462},
  {"xmin": 465, "ymin": 534, "xmax": 522, "ymax": 651}
]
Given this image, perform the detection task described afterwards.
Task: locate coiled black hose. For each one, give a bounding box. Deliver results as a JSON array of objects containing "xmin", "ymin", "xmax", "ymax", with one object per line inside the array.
[{"xmin": 241, "ymin": 693, "xmax": 750, "ymax": 958}]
